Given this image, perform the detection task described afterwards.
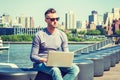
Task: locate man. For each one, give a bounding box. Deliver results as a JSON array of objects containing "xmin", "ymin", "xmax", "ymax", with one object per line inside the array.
[{"xmin": 30, "ymin": 8, "xmax": 79, "ymax": 80}]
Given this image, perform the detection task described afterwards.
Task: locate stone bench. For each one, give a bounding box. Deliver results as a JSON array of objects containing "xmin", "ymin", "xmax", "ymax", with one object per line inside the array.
[
  {"xmin": 0, "ymin": 67, "xmax": 67, "ymax": 80},
  {"xmin": 74, "ymin": 59, "xmax": 94, "ymax": 80},
  {"xmin": 85, "ymin": 55, "xmax": 104, "ymax": 77},
  {"xmin": 0, "ymin": 60, "xmax": 94, "ymax": 80},
  {"xmin": 0, "ymin": 68, "xmax": 29, "ymax": 80},
  {"xmin": 23, "ymin": 59, "xmax": 94, "ymax": 80}
]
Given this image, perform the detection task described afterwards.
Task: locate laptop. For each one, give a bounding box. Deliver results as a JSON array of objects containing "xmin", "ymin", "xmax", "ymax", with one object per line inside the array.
[{"xmin": 46, "ymin": 51, "xmax": 74, "ymax": 67}]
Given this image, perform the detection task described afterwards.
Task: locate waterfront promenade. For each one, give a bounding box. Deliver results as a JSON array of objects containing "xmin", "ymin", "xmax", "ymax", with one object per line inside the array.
[
  {"xmin": 94, "ymin": 44, "xmax": 120, "ymax": 80},
  {"xmin": 2, "ymin": 39, "xmax": 120, "ymax": 80}
]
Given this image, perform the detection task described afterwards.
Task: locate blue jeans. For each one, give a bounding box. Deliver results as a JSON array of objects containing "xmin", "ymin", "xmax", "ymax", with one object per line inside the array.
[{"xmin": 34, "ymin": 63, "xmax": 80, "ymax": 80}]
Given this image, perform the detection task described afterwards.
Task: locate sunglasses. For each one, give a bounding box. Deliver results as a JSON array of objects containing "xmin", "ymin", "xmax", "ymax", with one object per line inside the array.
[{"xmin": 46, "ymin": 17, "xmax": 60, "ymax": 21}]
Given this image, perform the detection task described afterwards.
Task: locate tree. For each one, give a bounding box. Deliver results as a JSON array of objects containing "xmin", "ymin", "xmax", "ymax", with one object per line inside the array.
[
  {"xmin": 115, "ymin": 30, "xmax": 120, "ymax": 35},
  {"xmin": 86, "ymin": 30, "xmax": 101, "ymax": 35},
  {"xmin": 78, "ymin": 31, "xmax": 86, "ymax": 35}
]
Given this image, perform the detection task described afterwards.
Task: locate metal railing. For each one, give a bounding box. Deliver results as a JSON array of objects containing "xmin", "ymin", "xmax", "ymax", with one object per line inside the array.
[{"xmin": 73, "ymin": 38, "xmax": 113, "ymax": 54}]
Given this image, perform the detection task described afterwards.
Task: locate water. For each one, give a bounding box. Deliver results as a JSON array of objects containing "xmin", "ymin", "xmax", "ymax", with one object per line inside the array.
[{"xmin": 0, "ymin": 43, "xmax": 90, "ymax": 68}]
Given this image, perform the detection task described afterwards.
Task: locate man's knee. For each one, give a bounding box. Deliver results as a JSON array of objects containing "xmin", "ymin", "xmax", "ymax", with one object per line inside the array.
[
  {"xmin": 50, "ymin": 67, "xmax": 61, "ymax": 74},
  {"xmin": 72, "ymin": 64, "xmax": 80, "ymax": 76}
]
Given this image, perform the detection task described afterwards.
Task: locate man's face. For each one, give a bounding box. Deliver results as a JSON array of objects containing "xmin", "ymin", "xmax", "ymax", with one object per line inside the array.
[{"xmin": 45, "ymin": 13, "xmax": 59, "ymax": 28}]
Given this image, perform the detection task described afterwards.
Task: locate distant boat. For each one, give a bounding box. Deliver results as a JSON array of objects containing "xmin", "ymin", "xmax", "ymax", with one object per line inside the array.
[{"xmin": 0, "ymin": 37, "xmax": 9, "ymax": 50}]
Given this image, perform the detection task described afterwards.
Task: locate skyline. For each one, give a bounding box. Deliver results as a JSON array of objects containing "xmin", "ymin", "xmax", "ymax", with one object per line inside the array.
[{"xmin": 0, "ymin": 0, "xmax": 120, "ymax": 27}]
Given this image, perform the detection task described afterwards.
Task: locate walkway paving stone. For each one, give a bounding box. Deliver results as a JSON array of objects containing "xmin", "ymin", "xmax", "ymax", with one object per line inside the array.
[{"xmin": 94, "ymin": 62, "xmax": 120, "ymax": 80}]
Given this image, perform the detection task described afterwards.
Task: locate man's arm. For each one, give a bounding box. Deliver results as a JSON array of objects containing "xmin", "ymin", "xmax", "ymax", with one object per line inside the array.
[
  {"xmin": 30, "ymin": 34, "xmax": 47, "ymax": 63},
  {"xmin": 61, "ymin": 32, "xmax": 69, "ymax": 52}
]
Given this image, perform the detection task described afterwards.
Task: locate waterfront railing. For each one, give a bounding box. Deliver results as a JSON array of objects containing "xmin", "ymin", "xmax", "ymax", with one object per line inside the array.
[{"xmin": 74, "ymin": 38, "xmax": 112, "ymax": 54}]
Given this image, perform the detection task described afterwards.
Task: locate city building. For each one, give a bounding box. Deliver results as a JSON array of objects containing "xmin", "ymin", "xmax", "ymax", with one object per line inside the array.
[
  {"xmin": 65, "ymin": 11, "xmax": 76, "ymax": 29},
  {"xmin": 76, "ymin": 21, "xmax": 88, "ymax": 32},
  {"xmin": 81, "ymin": 21, "xmax": 88, "ymax": 29},
  {"xmin": 104, "ymin": 12, "xmax": 114, "ymax": 26},
  {"xmin": 15, "ymin": 14, "xmax": 34, "ymax": 28},
  {"xmin": 112, "ymin": 8, "xmax": 120, "ymax": 20},
  {"xmin": 89, "ymin": 22, "xmax": 96, "ymax": 30},
  {"xmin": 0, "ymin": 7, "xmax": 119, "ymax": 36},
  {"xmin": 58, "ymin": 22, "xmax": 66, "ymax": 30},
  {"xmin": 106, "ymin": 19, "xmax": 120, "ymax": 35},
  {"xmin": 76, "ymin": 20, "xmax": 82, "ymax": 29},
  {"xmin": 104, "ymin": 8, "xmax": 120, "ymax": 35},
  {"xmin": 89, "ymin": 10, "xmax": 103, "ymax": 29},
  {"xmin": 0, "ymin": 14, "xmax": 12, "ymax": 27},
  {"xmin": 0, "ymin": 27, "xmax": 42, "ymax": 35},
  {"xmin": 104, "ymin": 8, "xmax": 120, "ymax": 26},
  {"xmin": 111, "ymin": 19, "xmax": 120, "ymax": 34},
  {"xmin": 89, "ymin": 10, "xmax": 98, "ymax": 25},
  {"xmin": 107, "ymin": 26, "xmax": 113, "ymax": 35},
  {"xmin": 97, "ymin": 15, "xmax": 104, "ymax": 25}
]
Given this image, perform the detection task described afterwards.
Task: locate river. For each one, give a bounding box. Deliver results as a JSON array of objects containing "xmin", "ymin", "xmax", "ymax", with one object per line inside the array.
[{"xmin": 0, "ymin": 43, "xmax": 91, "ymax": 68}]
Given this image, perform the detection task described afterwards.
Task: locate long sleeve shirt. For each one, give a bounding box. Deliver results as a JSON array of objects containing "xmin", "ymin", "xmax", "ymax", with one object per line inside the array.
[{"xmin": 30, "ymin": 28, "xmax": 69, "ymax": 63}]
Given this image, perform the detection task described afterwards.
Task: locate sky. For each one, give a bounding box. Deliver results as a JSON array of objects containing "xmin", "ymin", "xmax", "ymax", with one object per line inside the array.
[{"xmin": 0, "ymin": 0, "xmax": 120, "ymax": 27}]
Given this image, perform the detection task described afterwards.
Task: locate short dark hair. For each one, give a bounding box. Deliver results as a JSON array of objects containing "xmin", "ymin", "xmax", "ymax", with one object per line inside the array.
[{"xmin": 45, "ymin": 8, "xmax": 56, "ymax": 17}]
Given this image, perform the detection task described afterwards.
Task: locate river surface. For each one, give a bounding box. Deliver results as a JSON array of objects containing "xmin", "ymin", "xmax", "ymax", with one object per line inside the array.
[{"xmin": 0, "ymin": 43, "xmax": 91, "ymax": 67}]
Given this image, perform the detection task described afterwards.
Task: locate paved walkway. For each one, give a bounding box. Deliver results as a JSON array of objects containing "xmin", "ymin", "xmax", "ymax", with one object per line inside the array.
[{"xmin": 94, "ymin": 62, "xmax": 120, "ymax": 80}]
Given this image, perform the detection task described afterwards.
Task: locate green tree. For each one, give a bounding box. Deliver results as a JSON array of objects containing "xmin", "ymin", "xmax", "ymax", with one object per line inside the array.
[
  {"xmin": 86, "ymin": 30, "xmax": 101, "ymax": 35},
  {"xmin": 11, "ymin": 35, "xmax": 19, "ymax": 41},
  {"xmin": 115, "ymin": 30, "xmax": 120, "ymax": 35},
  {"xmin": 0, "ymin": 35, "xmax": 34, "ymax": 41},
  {"xmin": 78, "ymin": 31, "xmax": 86, "ymax": 34}
]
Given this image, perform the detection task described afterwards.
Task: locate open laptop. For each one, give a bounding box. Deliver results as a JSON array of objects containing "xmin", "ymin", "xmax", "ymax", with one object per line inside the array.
[{"xmin": 46, "ymin": 51, "xmax": 74, "ymax": 67}]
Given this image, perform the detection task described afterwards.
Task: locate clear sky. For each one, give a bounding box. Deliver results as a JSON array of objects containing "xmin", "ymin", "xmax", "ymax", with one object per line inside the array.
[{"xmin": 0, "ymin": 0, "xmax": 120, "ymax": 27}]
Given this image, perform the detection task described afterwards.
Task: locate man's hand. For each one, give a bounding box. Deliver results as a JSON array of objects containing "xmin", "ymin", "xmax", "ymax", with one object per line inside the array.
[{"xmin": 40, "ymin": 58, "xmax": 47, "ymax": 62}]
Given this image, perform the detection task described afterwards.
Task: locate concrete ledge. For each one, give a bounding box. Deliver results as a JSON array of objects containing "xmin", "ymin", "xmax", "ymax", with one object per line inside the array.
[
  {"xmin": 0, "ymin": 68, "xmax": 28, "ymax": 80},
  {"xmin": 0, "ymin": 63, "xmax": 18, "ymax": 68},
  {"xmin": 85, "ymin": 55, "xmax": 104, "ymax": 77},
  {"xmin": 74, "ymin": 59, "xmax": 94, "ymax": 80}
]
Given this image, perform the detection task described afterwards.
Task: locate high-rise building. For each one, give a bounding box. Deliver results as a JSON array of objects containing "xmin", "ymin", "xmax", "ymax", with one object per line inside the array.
[
  {"xmin": 76, "ymin": 20, "xmax": 82, "ymax": 29},
  {"xmin": 104, "ymin": 12, "xmax": 113, "ymax": 26},
  {"xmin": 97, "ymin": 15, "xmax": 103, "ymax": 25},
  {"xmin": 15, "ymin": 14, "xmax": 34, "ymax": 28},
  {"xmin": 89, "ymin": 10, "xmax": 98, "ymax": 25},
  {"xmin": 65, "ymin": 11, "xmax": 76, "ymax": 29},
  {"xmin": 112, "ymin": 19, "xmax": 120, "ymax": 31},
  {"xmin": 104, "ymin": 8, "xmax": 120, "ymax": 27},
  {"xmin": 0, "ymin": 14, "xmax": 12, "ymax": 27},
  {"xmin": 89, "ymin": 10, "xmax": 103, "ymax": 26},
  {"xmin": 0, "ymin": 16, "xmax": 2, "ymax": 26},
  {"xmin": 30, "ymin": 17, "xmax": 34, "ymax": 28},
  {"xmin": 81, "ymin": 21, "xmax": 88, "ymax": 29},
  {"xmin": 112, "ymin": 8, "xmax": 120, "ymax": 20}
]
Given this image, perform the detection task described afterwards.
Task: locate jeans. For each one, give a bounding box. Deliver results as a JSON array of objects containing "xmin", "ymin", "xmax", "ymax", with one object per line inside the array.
[{"xmin": 34, "ymin": 63, "xmax": 80, "ymax": 80}]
